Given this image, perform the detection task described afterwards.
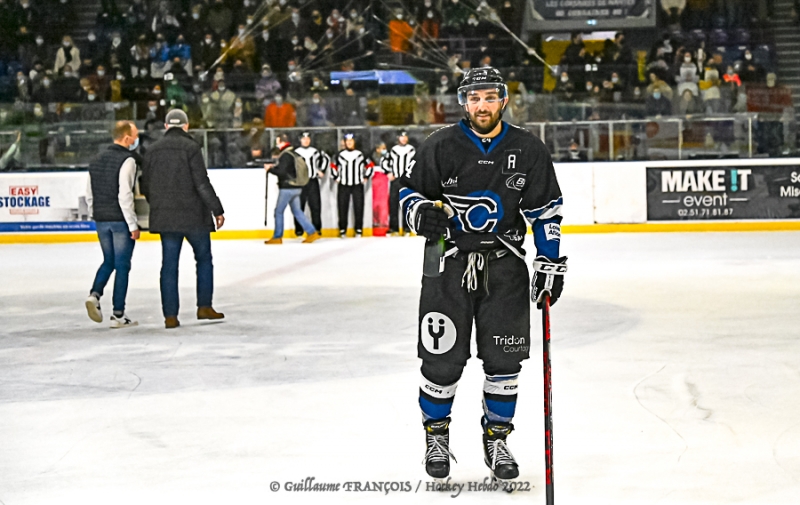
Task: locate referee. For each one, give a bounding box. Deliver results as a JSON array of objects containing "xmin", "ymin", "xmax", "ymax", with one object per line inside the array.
[
  {"xmin": 385, "ymin": 130, "xmax": 416, "ymax": 235},
  {"xmin": 332, "ymin": 133, "xmax": 373, "ymax": 237},
  {"xmin": 293, "ymin": 132, "xmax": 326, "ymax": 236}
]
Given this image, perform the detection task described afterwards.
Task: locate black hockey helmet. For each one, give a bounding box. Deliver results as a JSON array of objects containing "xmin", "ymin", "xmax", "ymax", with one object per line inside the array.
[{"xmin": 457, "ymin": 67, "xmax": 508, "ymax": 107}]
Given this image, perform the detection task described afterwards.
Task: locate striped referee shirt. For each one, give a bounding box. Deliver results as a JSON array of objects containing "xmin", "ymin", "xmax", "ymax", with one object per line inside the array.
[
  {"xmin": 294, "ymin": 146, "xmax": 327, "ymax": 179},
  {"xmin": 332, "ymin": 148, "xmax": 374, "ymax": 186},
  {"xmin": 384, "ymin": 143, "xmax": 416, "ymax": 179}
]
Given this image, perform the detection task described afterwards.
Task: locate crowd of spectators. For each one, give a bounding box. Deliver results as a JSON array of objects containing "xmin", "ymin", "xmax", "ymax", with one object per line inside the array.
[
  {"xmin": 0, "ymin": 0, "xmax": 793, "ymax": 133},
  {"xmin": 0, "ymin": 0, "xmax": 533, "ymax": 129}
]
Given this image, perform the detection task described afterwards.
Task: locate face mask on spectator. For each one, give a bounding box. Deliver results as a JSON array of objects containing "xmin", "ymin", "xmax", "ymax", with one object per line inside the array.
[
  {"xmin": 97, "ymin": 70, "xmax": 105, "ymax": 77},
  {"xmin": 745, "ymin": 53, "xmax": 752, "ymax": 61},
  {"xmin": 586, "ymin": 84, "xmax": 593, "ymax": 91},
  {"xmin": 140, "ymin": 69, "xmax": 148, "ymax": 77},
  {"xmin": 63, "ymin": 41, "xmax": 71, "ymax": 48},
  {"xmin": 235, "ymin": 100, "xmax": 242, "ymax": 108},
  {"xmin": 313, "ymin": 97, "xmax": 320, "ymax": 104},
  {"xmin": 292, "ymin": 13, "xmax": 300, "ymax": 22},
  {"xmin": 684, "ymin": 56, "xmax": 692, "ymax": 64},
  {"xmin": 653, "ymin": 91, "xmax": 661, "ymax": 100},
  {"xmin": 36, "ymin": 36, "xmax": 44, "ymax": 45},
  {"xmin": 64, "ymin": 71, "xmax": 73, "ymax": 78},
  {"xmin": 291, "ymin": 38, "xmax": 299, "ymax": 45},
  {"xmin": 88, "ymin": 33, "xmax": 96, "ymax": 42},
  {"xmin": 611, "ymin": 76, "xmax": 619, "ymax": 84},
  {"xmin": 192, "ymin": 12, "xmax": 199, "ymax": 19},
  {"xmin": 239, "ymin": 28, "xmax": 246, "ymax": 35},
  {"xmin": 43, "ymin": 78, "xmax": 51, "ymax": 87},
  {"xmin": 326, "ymin": 32, "xmax": 334, "ymax": 39},
  {"xmin": 288, "ymin": 63, "xmax": 296, "ymax": 71},
  {"xmin": 206, "ymin": 37, "xmax": 213, "ymax": 44},
  {"xmin": 427, "ymin": 11, "xmax": 434, "ymax": 18},
  {"xmin": 116, "ymin": 73, "xmax": 124, "ymax": 81},
  {"xmin": 561, "ymin": 75, "xmax": 568, "ymax": 83},
  {"xmin": 279, "ymin": 0, "xmax": 286, "ymax": 6},
  {"xmin": 149, "ymin": 105, "xmax": 157, "ymax": 111},
  {"xmin": 396, "ymin": 13, "xmax": 403, "ymax": 20},
  {"xmin": 88, "ymin": 94, "xmax": 97, "ymax": 101},
  {"xmin": 262, "ymin": 31, "xmax": 269, "ymax": 40},
  {"xmin": 350, "ymin": 11, "xmax": 357, "ymax": 18},
  {"xmin": 275, "ymin": 95, "xmax": 283, "ymax": 104},
  {"xmin": 203, "ymin": 96, "xmax": 210, "ymax": 104}
]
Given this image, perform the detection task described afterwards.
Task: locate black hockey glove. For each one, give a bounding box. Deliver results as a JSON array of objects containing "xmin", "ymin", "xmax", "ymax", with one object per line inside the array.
[
  {"xmin": 531, "ymin": 256, "xmax": 568, "ymax": 309},
  {"xmin": 415, "ymin": 202, "xmax": 451, "ymax": 241},
  {"xmin": 453, "ymin": 232, "xmax": 501, "ymax": 252}
]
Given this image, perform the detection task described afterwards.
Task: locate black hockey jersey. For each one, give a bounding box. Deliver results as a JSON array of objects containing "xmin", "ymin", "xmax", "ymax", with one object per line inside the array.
[{"xmin": 399, "ymin": 120, "xmax": 563, "ymax": 259}]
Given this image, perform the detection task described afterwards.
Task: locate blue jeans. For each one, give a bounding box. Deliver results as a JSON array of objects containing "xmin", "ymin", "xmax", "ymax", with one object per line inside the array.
[
  {"xmin": 159, "ymin": 231, "xmax": 214, "ymax": 318},
  {"xmin": 91, "ymin": 221, "xmax": 135, "ymax": 313},
  {"xmin": 274, "ymin": 188, "xmax": 317, "ymax": 238}
]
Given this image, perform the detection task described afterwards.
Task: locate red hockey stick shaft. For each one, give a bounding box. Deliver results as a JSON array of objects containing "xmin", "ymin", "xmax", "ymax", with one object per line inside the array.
[{"xmin": 542, "ymin": 295, "xmax": 554, "ymax": 505}]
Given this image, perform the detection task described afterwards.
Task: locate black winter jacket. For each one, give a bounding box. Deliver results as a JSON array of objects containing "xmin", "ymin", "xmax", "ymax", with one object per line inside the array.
[{"xmin": 141, "ymin": 127, "xmax": 224, "ymax": 233}]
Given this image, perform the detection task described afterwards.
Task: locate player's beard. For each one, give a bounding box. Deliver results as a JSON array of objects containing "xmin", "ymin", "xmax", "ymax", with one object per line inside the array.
[{"xmin": 468, "ymin": 106, "xmax": 503, "ymax": 135}]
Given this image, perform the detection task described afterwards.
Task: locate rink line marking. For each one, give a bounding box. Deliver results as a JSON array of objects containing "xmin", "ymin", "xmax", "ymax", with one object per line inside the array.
[
  {"xmin": 632, "ymin": 364, "xmax": 689, "ymax": 462},
  {"xmin": 238, "ymin": 241, "xmax": 368, "ymax": 287},
  {"xmin": 3, "ymin": 221, "xmax": 800, "ymax": 244}
]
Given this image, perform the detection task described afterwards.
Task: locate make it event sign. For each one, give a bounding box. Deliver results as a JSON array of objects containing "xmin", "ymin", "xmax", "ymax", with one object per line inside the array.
[{"xmin": 647, "ymin": 165, "xmax": 800, "ymax": 220}]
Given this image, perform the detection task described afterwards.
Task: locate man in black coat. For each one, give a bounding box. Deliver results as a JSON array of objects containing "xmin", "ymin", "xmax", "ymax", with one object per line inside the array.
[{"xmin": 141, "ymin": 109, "xmax": 226, "ymax": 329}]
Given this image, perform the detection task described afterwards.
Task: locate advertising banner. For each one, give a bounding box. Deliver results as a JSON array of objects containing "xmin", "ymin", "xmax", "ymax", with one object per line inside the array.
[
  {"xmin": 647, "ymin": 165, "xmax": 800, "ymax": 220},
  {"xmin": 0, "ymin": 173, "xmax": 94, "ymax": 232},
  {"xmin": 526, "ymin": 0, "xmax": 655, "ymax": 31}
]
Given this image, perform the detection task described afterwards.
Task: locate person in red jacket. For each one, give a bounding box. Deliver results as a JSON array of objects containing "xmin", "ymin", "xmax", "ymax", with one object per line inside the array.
[{"xmin": 263, "ymin": 94, "xmax": 296, "ymax": 127}]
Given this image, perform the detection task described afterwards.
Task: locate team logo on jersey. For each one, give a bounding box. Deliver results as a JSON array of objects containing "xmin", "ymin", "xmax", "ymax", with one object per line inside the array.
[
  {"xmin": 503, "ymin": 230, "xmax": 524, "ymax": 242},
  {"xmin": 444, "ymin": 191, "xmax": 505, "ymax": 233},
  {"xmin": 420, "ymin": 312, "xmax": 457, "ymax": 354},
  {"xmin": 502, "ymin": 149, "xmax": 522, "ymax": 175},
  {"xmin": 506, "ymin": 174, "xmax": 526, "ymax": 191}
]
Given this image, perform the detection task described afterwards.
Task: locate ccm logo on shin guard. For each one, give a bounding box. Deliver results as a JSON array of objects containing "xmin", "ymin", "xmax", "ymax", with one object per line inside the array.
[{"xmin": 420, "ymin": 312, "xmax": 457, "ymax": 354}]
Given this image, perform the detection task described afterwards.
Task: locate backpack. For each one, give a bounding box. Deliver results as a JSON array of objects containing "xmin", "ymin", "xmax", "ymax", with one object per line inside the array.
[{"xmin": 280, "ymin": 148, "xmax": 309, "ymax": 187}]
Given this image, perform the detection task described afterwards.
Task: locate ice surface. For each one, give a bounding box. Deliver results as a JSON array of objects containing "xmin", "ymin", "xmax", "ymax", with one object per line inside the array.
[{"xmin": 1, "ymin": 231, "xmax": 800, "ymax": 504}]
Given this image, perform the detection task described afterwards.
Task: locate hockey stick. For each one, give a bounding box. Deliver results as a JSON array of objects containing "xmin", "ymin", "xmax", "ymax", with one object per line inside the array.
[{"xmin": 542, "ymin": 294, "xmax": 554, "ymax": 505}]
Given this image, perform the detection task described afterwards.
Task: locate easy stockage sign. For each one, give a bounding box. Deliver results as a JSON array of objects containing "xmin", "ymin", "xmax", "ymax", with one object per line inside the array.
[
  {"xmin": 527, "ymin": 0, "xmax": 655, "ymax": 29},
  {"xmin": 647, "ymin": 165, "xmax": 800, "ymax": 220}
]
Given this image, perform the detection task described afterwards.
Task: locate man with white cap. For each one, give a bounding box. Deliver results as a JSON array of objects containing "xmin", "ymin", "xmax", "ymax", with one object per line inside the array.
[{"xmin": 141, "ymin": 109, "xmax": 226, "ymax": 329}]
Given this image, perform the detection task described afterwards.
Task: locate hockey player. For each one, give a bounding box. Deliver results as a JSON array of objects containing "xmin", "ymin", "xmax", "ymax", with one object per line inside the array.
[
  {"xmin": 293, "ymin": 132, "xmax": 327, "ymax": 236},
  {"xmin": 331, "ymin": 133, "xmax": 374, "ymax": 237},
  {"xmin": 399, "ymin": 67, "xmax": 567, "ymax": 482},
  {"xmin": 385, "ymin": 130, "xmax": 416, "ymax": 235}
]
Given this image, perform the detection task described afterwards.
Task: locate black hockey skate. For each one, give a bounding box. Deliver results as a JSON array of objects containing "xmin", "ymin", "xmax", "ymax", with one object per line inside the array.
[
  {"xmin": 482, "ymin": 421, "xmax": 519, "ymax": 482},
  {"xmin": 423, "ymin": 417, "xmax": 457, "ymax": 479}
]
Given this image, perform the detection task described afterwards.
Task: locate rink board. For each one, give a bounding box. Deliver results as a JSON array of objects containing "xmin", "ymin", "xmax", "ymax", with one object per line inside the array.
[{"xmin": 2, "ymin": 158, "xmax": 800, "ymax": 243}]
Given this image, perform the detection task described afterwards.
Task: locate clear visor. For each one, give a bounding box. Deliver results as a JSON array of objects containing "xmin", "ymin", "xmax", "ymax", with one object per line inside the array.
[{"xmin": 457, "ymin": 83, "xmax": 508, "ymax": 106}]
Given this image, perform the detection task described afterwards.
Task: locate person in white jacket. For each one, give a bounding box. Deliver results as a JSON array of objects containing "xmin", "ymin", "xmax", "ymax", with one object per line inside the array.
[{"xmin": 54, "ymin": 36, "xmax": 81, "ymax": 75}]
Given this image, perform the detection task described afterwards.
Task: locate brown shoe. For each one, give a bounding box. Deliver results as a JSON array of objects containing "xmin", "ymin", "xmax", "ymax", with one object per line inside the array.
[
  {"xmin": 165, "ymin": 316, "xmax": 180, "ymax": 329},
  {"xmin": 197, "ymin": 306, "xmax": 225, "ymax": 320},
  {"xmin": 302, "ymin": 232, "xmax": 321, "ymax": 243},
  {"xmin": 265, "ymin": 237, "xmax": 282, "ymax": 245}
]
